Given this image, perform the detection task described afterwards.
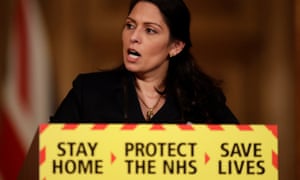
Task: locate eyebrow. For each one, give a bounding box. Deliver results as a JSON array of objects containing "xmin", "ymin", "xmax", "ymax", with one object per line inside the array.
[{"xmin": 126, "ymin": 16, "xmax": 163, "ymax": 30}]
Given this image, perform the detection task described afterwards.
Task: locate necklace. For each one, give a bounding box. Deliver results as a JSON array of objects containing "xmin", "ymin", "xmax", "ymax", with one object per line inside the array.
[{"xmin": 138, "ymin": 95, "xmax": 162, "ymax": 121}]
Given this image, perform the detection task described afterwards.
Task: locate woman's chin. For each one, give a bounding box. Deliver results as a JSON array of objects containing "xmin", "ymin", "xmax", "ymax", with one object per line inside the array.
[{"xmin": 123, "ymin": 63, "xmax": 141, "ymax": 73}]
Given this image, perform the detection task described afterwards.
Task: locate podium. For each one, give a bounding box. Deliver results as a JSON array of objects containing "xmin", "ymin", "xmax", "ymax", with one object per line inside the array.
[{"xmin": 20, "ymin": 124, "xmax": 278, "ymax": 180}]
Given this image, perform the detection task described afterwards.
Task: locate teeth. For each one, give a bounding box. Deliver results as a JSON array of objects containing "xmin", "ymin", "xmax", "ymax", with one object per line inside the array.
[
  {"xmin": 129, "ymin": 54, "xmax": 139, "ymax": 59},
  {"xmin": 128, "ymin": 49, "xmax": 140, "ymax": 56}
]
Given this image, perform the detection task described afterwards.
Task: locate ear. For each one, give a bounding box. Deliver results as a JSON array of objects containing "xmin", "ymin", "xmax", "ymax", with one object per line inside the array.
[{"xmin": 169, "ymin": 40, "xmax": 185, "ymax": 57}]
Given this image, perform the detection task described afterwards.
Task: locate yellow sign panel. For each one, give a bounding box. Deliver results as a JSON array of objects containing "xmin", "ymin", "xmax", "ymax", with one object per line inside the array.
[{"xmin": 39, "ymin": 124, "xmax": 278, "ymax": 180}]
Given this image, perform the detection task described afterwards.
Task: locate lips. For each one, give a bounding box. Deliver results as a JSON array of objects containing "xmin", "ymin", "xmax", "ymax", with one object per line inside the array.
[
  {"xmin": 127, "ymin": 48, "xmax": 141, "ymax": 62},
  {"xmin": 128, "ymin": 49, "xmax": 140, "ymax": 57}
]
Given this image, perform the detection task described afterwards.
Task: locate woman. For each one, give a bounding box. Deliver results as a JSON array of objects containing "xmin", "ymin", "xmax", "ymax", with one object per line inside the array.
[
  {"xmin": 50, "ymin": 0, "xmax": 238, "ymax": 124},
  {"xmin": 19, "ymin": 1, "xmax": 238, "ymax": 178}
]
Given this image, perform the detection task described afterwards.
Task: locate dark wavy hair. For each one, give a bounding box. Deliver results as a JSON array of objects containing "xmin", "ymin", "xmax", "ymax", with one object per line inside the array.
[{"xmin": 126, "ymin": 0, "xmax": 227, "ymax": 123}]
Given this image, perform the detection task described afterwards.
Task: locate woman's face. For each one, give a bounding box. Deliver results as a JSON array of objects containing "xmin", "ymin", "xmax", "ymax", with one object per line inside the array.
[{"xmin": 122, "ymin": 1, "xmax": 177, "ymax": 77}]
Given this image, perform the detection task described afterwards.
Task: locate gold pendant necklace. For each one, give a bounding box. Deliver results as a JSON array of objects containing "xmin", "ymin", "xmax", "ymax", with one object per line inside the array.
[
  {"xmin": 139, "ymin": 95, "xmax": 162, "ymax": 121},
  {"xmin": 146, "ymin": 108, "xmax": 154, "ymax": 120}
]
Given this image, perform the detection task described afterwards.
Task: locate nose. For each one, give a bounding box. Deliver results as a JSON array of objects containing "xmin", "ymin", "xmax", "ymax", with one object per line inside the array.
[{"xmin": 130, "ymin": 29, "xmax": 141, "ymax": 44}]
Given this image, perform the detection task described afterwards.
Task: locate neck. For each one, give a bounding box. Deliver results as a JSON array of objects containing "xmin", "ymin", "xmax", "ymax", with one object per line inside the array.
[
  {"xmin": 134, "ymin": 60, "xmax": 168, "ymax": 92},
  {"xmin": 134, "ymin": 70, "xmax": 167, "ymax": 96},
  {"xmin": 135, "ymin": 77, "xmax": 165, "ymax": 121},
  {"xmin": 135, "ymin": 77, "xmax": 164, "ymax": 97}
]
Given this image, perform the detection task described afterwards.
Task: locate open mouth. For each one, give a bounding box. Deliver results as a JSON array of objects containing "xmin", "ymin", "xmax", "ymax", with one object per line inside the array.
[{"xmin": 128, "ymin": 49, "xmax": 141, "ymax": 58}]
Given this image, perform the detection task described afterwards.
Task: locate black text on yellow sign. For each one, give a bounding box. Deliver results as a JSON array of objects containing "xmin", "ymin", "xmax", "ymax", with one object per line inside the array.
[
  {"xmin": 39, "ymin": 124, "xmax": 278, "ymax": 180},
  {"xmin": 218, "ymin": 142, "xmax": 265, "ymax": 175},
  {"xmin": 124, "ymin": 142, "xmax": 198, "ymax": 174},
  {"xmin": 52, "ymin": 142, "xmax": 104, "ymax": 174}
]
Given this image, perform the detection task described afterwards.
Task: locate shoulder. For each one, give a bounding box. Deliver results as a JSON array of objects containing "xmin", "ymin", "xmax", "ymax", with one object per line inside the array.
[{"xmin": 73, "ymin": 68, "xmax": 128, "ymax": 90}]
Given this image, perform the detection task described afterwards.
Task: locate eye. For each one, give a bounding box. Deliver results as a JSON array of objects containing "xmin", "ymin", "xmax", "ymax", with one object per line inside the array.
[
  {"xmin": 125, "ymin": 22, "xmax": 135, "ymax": 30},
  {"xmin": 145, "ymin": 28, "xmax": 157, "ymax": 34}
]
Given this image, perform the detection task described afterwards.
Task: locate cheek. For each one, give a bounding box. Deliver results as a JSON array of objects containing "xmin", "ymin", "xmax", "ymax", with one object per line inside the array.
[
  {"xmin": 146, "ymin": 41, "xmax": 170, "ymax": 57},
  {"xmin": 122, "ymin": 31, "xmax": 129, "ymax": 45}
]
